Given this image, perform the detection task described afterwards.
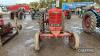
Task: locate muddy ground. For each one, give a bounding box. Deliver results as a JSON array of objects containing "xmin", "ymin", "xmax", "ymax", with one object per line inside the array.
[{"xmin": 0, "ymin": 14, "xmax": 100, "ymax": 56}]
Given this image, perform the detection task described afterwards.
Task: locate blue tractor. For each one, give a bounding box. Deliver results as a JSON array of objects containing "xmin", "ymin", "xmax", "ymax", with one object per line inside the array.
[{"xmin": 82, "ymin": 0, "xmax": 100, "ymax": 33}]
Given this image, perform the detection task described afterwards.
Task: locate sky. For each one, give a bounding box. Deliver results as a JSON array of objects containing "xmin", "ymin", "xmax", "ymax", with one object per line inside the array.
[{"xmin": 0, "ymin": 0, "xmax": 40, "ymax": 5}]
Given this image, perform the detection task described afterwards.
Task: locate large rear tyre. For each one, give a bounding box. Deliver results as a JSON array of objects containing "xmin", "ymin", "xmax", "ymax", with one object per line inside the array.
[
  {"xmin": 34, "ymin": 32, "xmax": 40, "ymax": 51},
  {"xmin": 69, "ymin": 32, "xmax": 80, "ymax": 49},
  {"xmin": 82, "ymin": 11, "xmax": 96, "ymax": 33}
]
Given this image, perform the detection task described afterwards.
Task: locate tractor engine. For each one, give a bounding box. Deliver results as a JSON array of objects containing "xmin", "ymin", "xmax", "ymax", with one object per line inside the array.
[
  {"xmin": 48, "ymin": 8, "xmax": 63, "ymax": 36},
  {"xmin": 48, "ymin": 8, "xmax": 62, "ymax": 26}
]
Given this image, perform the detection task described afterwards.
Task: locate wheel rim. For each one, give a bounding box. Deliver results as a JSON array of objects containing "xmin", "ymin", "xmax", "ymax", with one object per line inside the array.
[
  {"xmin": 83, "ymin": 15, "xmax": 91, "ymax": 31},
  {"xmin": 84, "ymin": 15, "xmax": 91, "ymax": 28},
  {"xmin": 69, "ymin": 34, "xmax": 75, "ymax": 48}
]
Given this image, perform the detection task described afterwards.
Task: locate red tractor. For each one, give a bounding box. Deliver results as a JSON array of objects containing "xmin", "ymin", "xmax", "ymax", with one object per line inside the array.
[
  {"xmin": 64, "ymin": 10, "xmax": 71, "ymax": 19},
  {"xmin": 34, "ymin": 8, "xmax": 80, "ymax": 51},
  {"xmin": 7, "ymin": 4, "xmax": 30, "ymax": 20},
  {"xmin": 0, "ymin": 13, "xmax": 22, "ymax": 47}
]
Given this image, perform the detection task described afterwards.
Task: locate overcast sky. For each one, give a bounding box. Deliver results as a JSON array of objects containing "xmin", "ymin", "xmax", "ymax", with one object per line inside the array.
[{"xmin": 0, "ymin": 0, "xmax": 40, "ymax": 5}]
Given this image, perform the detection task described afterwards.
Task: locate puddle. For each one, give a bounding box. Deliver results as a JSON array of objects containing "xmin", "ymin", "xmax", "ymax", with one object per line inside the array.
[
  {"xmin": 96, "ymin": 27, "xmax": 100, "ymax": 32},
  {"xmin": 25, "ymin": 39, "xmax": 34, "ymax": 48},
  {"xmin": 25, "ymin": 26, "xmax": 34, "ymax": 30},
  {"xmin": 23, "ymin": 22, "xmax": 28, "ymax": 25},
  {"xmin": 32, "ymin": 28, "xmax": 39, "ymax": 31},
  {"xmin": 71, "ymin": 27, "xmax": 83, "ymax": 34},
  {"xmin": 72, "ymin": 27, "xmax": 82, "ymax": 30}
]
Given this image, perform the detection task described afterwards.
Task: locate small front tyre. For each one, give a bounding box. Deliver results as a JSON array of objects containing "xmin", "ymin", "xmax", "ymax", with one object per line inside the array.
[
  {"xmin": 69, "ymin": 32, "xmax": 80, "ymax": 49},
  {"xmin": 34, "ymin": 32, "xmax": 40, "ymax": 51}
]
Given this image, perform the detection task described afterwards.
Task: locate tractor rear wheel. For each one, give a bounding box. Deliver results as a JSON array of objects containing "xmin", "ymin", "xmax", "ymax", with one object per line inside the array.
[
  {"xmin": 34, "ymin": 32, "xmax": 40, "ymax": 51},
  {"xmin": 82, "ymin": 11, "xmax": 96, "ymax": 33},
  {"xmin": 69, "ymin": 32, "xmax": 80, "ymax": 49}
]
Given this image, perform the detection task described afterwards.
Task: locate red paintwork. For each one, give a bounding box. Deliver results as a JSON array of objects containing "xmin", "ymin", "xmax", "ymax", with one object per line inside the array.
[
  {"xmin": 64, "ymin": 10, "xmax": 69, "ymax": 16},
  {"xmin": 48, "ymin": 8, "xmax": 63, "ymax": 36},
  {"xmin": 0, "ymin": 18, "xmax": 4, "ymax": 26},
  {"xmin": 0, "ymin": 18, "xmax": 13, "ymax": 33},
  {"xmin": 4, "ymin": 27, "xmax": 13, "ymax": 33},
  {"xmin": 49, "ymin": 26, "xmax": 62, "ymax": 31},
  {"xmin": 7, "ymin": 4, "xmax": 30, "ymax": 11},
  {"xmin": 49, "ymin": 26, "xmax": 62, "ymax": 37},
  {"xmin": 84, "ymin": 15, "xmax": 90, "ymax": 28},
  {"xmin": 48, "ymin": 8, "xmax": 62, "ymax": 24},
  {"xmin": 40, "ymin": 8, "xmax": 72, "ymax": 38},
  {"xmin": 40, "ymin": 32, "xmax": 71, "ymax": 38},
  {"xmin": 96, "ymin": 9, "xmax": 100, "ymax": 13}
]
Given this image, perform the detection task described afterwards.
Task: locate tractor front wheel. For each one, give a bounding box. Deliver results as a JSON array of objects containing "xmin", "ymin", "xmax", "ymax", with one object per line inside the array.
[
  {"xmin": 82, "ymin": 11, "xmax": 96, "ymax": 33},
  {"xmin": 34, "ymin": 32, "xmax": 40, "ymax": 51},
  {"xmin": 69, "ymin": 32, "xmax": 80, "ymax": 49}
]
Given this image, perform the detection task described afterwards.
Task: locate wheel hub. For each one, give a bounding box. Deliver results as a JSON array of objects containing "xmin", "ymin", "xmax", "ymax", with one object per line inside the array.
[
  {"xmin": 69, "ymin": 35, "xmax": 75, "ymax": 46},
  {"xmin": 84, "ymin": 15, "xmax": 90, "ymax": 28}
]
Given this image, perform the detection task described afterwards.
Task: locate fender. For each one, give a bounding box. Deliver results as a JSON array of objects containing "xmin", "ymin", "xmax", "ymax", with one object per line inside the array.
[
  {"xmin": 87, "ymin": 9, "xmax": 100, "ymax": 27},
  {"xmin": 87, "ymin": 9, "xmax": 98, "ymax": 16}
]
